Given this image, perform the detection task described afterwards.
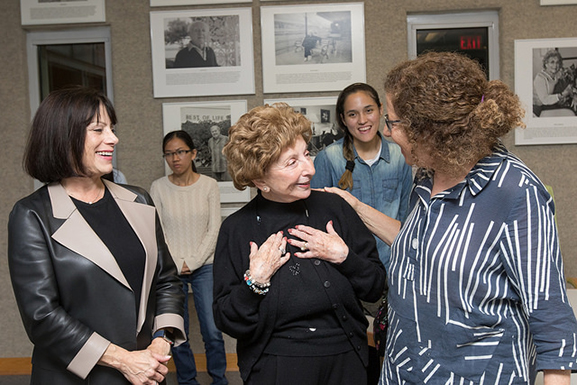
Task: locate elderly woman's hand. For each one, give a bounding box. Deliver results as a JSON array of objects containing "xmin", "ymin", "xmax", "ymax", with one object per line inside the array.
[
  {"xmin": 249, "ymin": 231, "xmax": 291, "ymax": 284},
  {"xmin": 287, "ymin": 221, "xmax": 349, "ymax": 264}
]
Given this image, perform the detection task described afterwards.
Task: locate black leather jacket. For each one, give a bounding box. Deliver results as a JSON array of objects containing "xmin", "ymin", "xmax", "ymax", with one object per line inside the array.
[{"xmin": 8, "ymin": 180, "xmax": 185, "ymax": 385}]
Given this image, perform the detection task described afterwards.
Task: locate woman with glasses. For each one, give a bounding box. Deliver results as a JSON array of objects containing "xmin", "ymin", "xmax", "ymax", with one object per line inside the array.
[
  {"xmin": 327, "ymin": 52, "xmax": 577, "ymax": 385},
  {"xmin": 311, "ymin": 82, "xmax": 412, "ymax": 272},
  {"xmin": 150, "ymin": 130, "xmax": 228, "ymax": 385},
  {"xmin": 213, "ymin": 103, "xmax": 385, "ymax": 385}
]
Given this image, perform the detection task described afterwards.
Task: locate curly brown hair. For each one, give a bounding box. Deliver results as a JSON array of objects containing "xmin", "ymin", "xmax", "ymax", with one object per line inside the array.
[
  {"xmin": 385, "ymin": 52, "xmax": 525, "ymax": 177},
  {"xmin": 223, "ymin": 103, "xmax": 312, "ymax": 190}
]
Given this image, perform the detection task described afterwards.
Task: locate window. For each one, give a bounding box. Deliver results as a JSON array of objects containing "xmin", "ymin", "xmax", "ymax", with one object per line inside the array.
[{"xmin": 407, "ymin": 11, "xmax": 500, "ymax": 80}]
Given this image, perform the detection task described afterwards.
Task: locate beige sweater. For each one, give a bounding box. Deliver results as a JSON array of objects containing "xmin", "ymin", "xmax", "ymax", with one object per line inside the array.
[{"xmin": 150, "ymin": 174, "xmax": 221, "ymax": 273}]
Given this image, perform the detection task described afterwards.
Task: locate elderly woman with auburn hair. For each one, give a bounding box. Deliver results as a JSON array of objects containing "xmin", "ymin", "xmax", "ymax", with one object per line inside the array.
[{"xmin": 212, "ymin": 103, "xmax": 386, "ymax": 385}]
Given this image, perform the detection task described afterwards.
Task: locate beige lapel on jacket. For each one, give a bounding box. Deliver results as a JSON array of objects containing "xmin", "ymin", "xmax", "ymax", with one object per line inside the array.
[{"xmin": 49, "ymin": 181, "xmax": 158, "ymax": 334}]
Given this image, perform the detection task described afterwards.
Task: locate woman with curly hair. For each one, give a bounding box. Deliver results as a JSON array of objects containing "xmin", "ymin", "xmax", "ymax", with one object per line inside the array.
[
  {"xmin": 325, "ymin": 52, "xmax": 577, "ymax": 384},
  {"xmin": 212, "ymin": 103, "xmax": 386, "ymax": 384}
]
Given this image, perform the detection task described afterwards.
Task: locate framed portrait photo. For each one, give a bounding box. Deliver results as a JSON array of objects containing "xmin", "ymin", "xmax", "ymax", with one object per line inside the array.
[
  {"xmin": 151, "ymin": 0, "xmax": 249, "ymax": 5},
  {"xmin": 514, "ymin": 38, "xmax": 577, "ymax": 145},
  {"xmin": 264, "ymin": 96, "xmax": 340, "ymax": 157},
  {"xmin": 150, "ymin": 8, "xmax": 255, "ymax": 98},
  {"xmin": 21, "ymin": 0, "xmax": 106, "ymax": 25},
  {"xmin": 260, "ymin": 2, "xmax": 366, "ymax": 93},
  {"xmin": 161, "ymin": 100, "xmax": 250, "ymax": 205}
]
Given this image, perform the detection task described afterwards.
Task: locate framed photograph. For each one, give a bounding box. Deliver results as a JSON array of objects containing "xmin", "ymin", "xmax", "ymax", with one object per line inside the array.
[
  {"xmin": 21, "ymin": 0, "xmax": 106, "ymax": 25},
  {"xmin": 514, "ymin": 38, "xmax": 577, "ymax": 145},
  {"xmin": 260, "ymin": 2, "xmax": 366, "ymax": 93},
  {"xmin": 151, "ymin": 0, "xmax": 249, "ymax": 5},
  {"xmin": 161, "ymin": 100, "xmax": 251, "ymax": 203},
  {"xmin": 264, "ymin": 97, "xmax": 340, "ymax": 157},
  {"xmin": 150, "ymin": 8, "xmax": 255, "ymax": 98}
]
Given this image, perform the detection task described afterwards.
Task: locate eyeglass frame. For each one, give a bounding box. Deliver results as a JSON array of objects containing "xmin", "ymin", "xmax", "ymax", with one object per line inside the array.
[
  {"xmin": 384, "ymin": 114, "xmax": 401, "ymax": 132},
  {"xmin": 162, "ymin": 149, "xmax": 192, "ymax": 159}
]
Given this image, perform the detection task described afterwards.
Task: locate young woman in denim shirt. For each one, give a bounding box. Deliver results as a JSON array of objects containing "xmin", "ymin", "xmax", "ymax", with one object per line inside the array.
[{"xmin": 311, "ymin": 83, "xmax": 412, "ymax": 271}]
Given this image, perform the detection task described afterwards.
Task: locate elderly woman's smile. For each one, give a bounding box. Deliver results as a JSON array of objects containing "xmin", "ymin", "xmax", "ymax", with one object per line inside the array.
[{"xmin": 255, "ymin": 136, "xmax": 315, "ymax": 203}]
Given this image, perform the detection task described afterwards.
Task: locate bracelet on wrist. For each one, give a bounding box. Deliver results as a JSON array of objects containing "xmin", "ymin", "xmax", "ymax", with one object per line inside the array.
[{"xmin": 244, "ymin": 270, "xmax": 270, "ymax": 295}]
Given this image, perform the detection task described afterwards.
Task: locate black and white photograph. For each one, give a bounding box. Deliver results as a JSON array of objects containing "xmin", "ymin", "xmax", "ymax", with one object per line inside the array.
[
  {"xmin": 21, "ymin": 0, "xmax": 105, "ymax": 25},
  {"xmin": 261, "ymin": 3, "xmax": 366, "ymax": 93},
  {"xmin": 151, "ymin": 0, "xmax": 249, "ymax": 5},
  {"xmin": 264, "ymin": 97, "xmax": 340, "ymax": 157},
  {"xmin": 531, "ymin": 47, "xmax": 577, "ymax": 118},
  {"xmin": 151, "ymin": 8, "xmax": 255, "ymax": 97},
  {"xmin": 272, "ymin": 11, "xmax": 352, "ymax": 66},
  {"xmin": 162, "ymin": 100, "xmax": 251, "ymax": 204},
  {"xmin": 164, "ymin": 15, "xmax": 240, "ymax": 69},
  {"xmin": 515, "ymin": 38, "xmax": 577, "ymax": 145}
]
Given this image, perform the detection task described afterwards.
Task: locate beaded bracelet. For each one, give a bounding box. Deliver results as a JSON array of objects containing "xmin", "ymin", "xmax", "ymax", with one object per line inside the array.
[{"xmin": 244, "ymin": 270, "xmax": 270, "ymax": 295}]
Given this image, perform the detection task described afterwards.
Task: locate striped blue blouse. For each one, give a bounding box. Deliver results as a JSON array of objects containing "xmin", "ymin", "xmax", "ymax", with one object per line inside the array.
[{"xmin": 381, "ymin": 144, "xmax": 577, "ymax": 385}]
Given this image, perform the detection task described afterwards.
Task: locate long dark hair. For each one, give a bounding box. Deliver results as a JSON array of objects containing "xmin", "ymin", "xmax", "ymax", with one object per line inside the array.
[
  {"xmin": 335, "ymin": 83, "xmax": 382, "ymax": 190},
  {"xmin": 163, "ymin": 130, "xmax": 198, "ymax": 173}
]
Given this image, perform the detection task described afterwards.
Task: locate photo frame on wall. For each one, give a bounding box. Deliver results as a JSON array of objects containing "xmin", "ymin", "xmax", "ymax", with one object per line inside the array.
[
  {"xmin": 514, "ymin": 38, "xmax": 577, "ymax": 145},
  {"xmin": 150, "ymin": 8, "xmax": 255, "ymax": 98},
  {"xmin": 161, "ymin": 100, "xmax": 250, "ymax": 204},
  {"xmin": 151, "ymin": 0, "xmax": 249, "ymax": 5},
  {"xmin": 21, "ymin": 0, "xmax": 106, "ymax": 25},
  {"xmin": 260, "ymin": 2, "xmax": 366, "ymax": 93},
  {"xmin": 264, "ymin": 97, "xmax": 340, "ymax": 157}
]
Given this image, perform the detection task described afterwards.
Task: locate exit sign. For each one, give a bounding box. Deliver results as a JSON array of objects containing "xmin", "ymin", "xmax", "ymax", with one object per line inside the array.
[{"xmin": 460, "ymin": 35, "xmax": 482, "ymax": 50}]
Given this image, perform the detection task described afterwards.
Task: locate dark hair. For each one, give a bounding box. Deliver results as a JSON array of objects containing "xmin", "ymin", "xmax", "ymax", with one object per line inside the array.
[
  {"xmin": 24, "ymin": 86, "xmax": 117, "ymax": 184},
  {"xmin": 162, "ymin": 130, "xmax": 198, "ymax": 173},
  {"xmin": 335, "ymin": 83, "xmax": 382, "ymax": 190}
]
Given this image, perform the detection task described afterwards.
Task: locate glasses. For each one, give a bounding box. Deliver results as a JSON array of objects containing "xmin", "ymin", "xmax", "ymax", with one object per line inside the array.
[
  {"xmin": 384, "ymin": 114, "xmax": 401, "ymax": 132},
  {"xmin": 163, "ymin": 149, "xmax": 191, "ymax": 159}
]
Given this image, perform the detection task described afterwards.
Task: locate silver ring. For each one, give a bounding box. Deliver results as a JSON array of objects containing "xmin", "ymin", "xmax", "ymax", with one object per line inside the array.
[{"xmin": 279, "ymin": 247, "xmax": 286, "ymax": 255}]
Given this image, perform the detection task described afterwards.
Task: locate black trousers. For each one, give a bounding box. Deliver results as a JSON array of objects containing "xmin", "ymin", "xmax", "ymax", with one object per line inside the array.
[{"xmin": 245, "ymin": 350, "xmax": 367, "ymax": 385}]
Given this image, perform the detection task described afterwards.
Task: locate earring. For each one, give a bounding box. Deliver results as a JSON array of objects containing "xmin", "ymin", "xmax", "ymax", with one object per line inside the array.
[{"xmin": 262, "ymin": 187, "xmax": 269, "ymax": 192}]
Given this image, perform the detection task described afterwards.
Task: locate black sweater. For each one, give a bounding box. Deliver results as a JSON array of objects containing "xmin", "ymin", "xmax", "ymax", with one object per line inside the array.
[{"xmin": 213, "ymin": 190, "xmax": 386, "ymax": 381}]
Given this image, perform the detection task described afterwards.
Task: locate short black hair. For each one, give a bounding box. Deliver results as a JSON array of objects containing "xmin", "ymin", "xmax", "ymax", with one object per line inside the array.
[{"xmin": 24, "ymin": 86, "xmax": 117, "ymax": 183}]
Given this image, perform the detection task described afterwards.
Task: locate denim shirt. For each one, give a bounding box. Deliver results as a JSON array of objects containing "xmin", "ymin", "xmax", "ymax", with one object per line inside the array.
[{"xmin": 311, "ymin": 133, "xmax": 413, "ymax": 270}]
